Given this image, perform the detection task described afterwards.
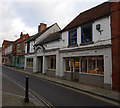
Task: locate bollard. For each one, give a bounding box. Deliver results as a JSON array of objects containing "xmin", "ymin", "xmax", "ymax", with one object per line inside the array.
[{"xmin": 24, "ymin": 76, "xmax": 29, "ymax": 102}]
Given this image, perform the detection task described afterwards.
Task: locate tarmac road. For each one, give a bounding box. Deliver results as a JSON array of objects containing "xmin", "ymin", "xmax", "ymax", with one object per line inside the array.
[{"xmin": 2, "ymin": 65, "xmax": 116, "ymax": 107}]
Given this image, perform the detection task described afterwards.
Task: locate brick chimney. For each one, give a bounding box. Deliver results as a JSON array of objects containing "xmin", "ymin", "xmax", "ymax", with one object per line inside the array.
[
  {"xmin": 38, "ymin": 23, "xmax": 47, "ymax": 33},
  {"xmin": 20, "ymin": 32, "xmax": 23, "ymax": 38}
]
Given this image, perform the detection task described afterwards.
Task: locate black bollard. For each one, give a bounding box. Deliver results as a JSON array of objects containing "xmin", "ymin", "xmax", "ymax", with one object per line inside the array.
[{"xmin": 24, "ymin": 76, "xmax": 29, "ymax": 102}]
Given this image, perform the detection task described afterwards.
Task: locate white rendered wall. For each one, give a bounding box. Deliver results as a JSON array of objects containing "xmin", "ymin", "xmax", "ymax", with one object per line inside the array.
[
  {"xmin": 35, "ymin": 24, "xmax": 61, "ymax": 44},
  {"xmin": 61, "ymin": 16, "xmax": 111, "ymax": 48},
  {"xmin": 59, "ymin": 47, "xmax": 112, "ymax": 85}
]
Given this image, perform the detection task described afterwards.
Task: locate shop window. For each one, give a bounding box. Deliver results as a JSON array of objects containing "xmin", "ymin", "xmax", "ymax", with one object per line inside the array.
[
  {"xmin": 88, "ymin": 58, "xmax": 96, "ymax": 74},
  {"xmin": 75, "ymin": 58, "xmax": 79, "ymax": 72},
  {"xmin": 66, "ymin": 58, "xmax": 71, "ymax": 71},
  {"xmin": 47, "ymin": 56, "xmax": 56, "ymax": 70},
  {"xmin": 81, "ymin": 24, "xmax": 92, "ymax": 43},
  {"xmin": 65, "ymin": 58, "xmax": 74, "ymax": 72},
  {"xmin": 81, "ymin": 58, "xmax": 87, "ymax": 73},
  {"xmin": 71, "ymin": 59, "xmax": 74, "ymax": 72},
  {"xmin": 17, "ymin": 44, "xmax": 21, "ymax": 53},
  {"xmin": 96, "ymin": 57, "xmax": 104, "ymax": 75},
  {"xmin": 17, "ymin": 57, "xmax": 20, "ymax": 64},
  {"xmin": 69, "ymin": 29, "xmax": 77, "ymax": 45},
  {"xmin": 26, "ymin": 58, "xmax": 33, "ymax": 68}
]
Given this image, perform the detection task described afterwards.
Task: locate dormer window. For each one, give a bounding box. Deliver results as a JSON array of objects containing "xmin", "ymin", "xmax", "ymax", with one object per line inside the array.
[
  {"xmin": 81, "ymin": 24, "xmax": 92, "ymax": 43},
  {"xmin": 68, "ymin": 29, "xmax": 77, "ymax": 45}
]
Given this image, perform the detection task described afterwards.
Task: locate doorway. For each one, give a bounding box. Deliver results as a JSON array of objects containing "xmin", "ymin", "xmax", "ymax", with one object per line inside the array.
[{"xmin": 38, "ymin": 56, "xmax": 43, "ymax": 73}]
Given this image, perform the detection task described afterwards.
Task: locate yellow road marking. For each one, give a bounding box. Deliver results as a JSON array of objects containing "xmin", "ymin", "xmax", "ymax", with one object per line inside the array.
[
  {"xmin": 39, "ymin": 78, "xmax": 120, "ymax": 106},
  {"xmin": 3, "ymin": 72, "xmax": 55, "ymax": 108},
  {"xmin": 4, "ymin": 66, "xmax": 120, "ymax": 106}
]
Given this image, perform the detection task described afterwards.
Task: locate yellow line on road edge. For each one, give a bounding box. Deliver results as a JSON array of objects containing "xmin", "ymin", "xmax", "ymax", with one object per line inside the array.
[
  {"xmin": 29, "ymin": 88, "xmax": 55, "ymax": 108},
  {"xmin": 4, "ymin": 65, "xmax": 120, "ymax": 106},
  {"xmin": 2, "ymin": 70, "xmax": 55, "ymax": 108},
  {"xmin": 39, "ymin": 78, "xmax": 120, "ymax": 106}
]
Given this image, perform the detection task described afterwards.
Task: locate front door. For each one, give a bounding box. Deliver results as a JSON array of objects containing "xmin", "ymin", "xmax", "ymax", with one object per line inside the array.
[{"xmin": 38, "ymin": 56, "xmax": 43, "ymax": 73}]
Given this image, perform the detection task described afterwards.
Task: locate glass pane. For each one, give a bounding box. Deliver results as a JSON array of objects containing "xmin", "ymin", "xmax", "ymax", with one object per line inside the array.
[
  {"xmin": 82, "ymin": 24, "xmax": 92, "ymax": 43},
  {"xmin": 81, "ymin": 58, "xmax": 87, "ymax": 73},
  {"xmin": 88, "ymin": 58, "xmax": 96, "ymax": 74},
  {"xmin": 66, "ymin": 58, "xmax": 70, "ymax": 71},
  {"xmin": 97, "ymin": 57, "xmax": 104, "ymax": 75},
  {"xmin": 47, "ymin": 56, "xmax": 56, "ymax": 69},
  {"xmin": 75, "ymin": 58, "xmax": 79, "ymax": 72},
  {"xmin": 71, "ymin": 59, "xmax": 74, "ymax": 72},
  {"xmin": 69, "ymin": 30, "xmax": 77, "ymax": 45}
]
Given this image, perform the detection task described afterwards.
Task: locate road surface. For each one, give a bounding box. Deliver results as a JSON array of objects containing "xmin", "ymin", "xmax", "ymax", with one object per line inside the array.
[{"xmin": 2, "ymin": 65, "xmax": 116, "ymax": 107}]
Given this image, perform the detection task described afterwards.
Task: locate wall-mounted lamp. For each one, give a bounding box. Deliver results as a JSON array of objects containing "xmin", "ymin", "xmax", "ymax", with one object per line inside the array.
[{"xmin": 96, "ymin": 24, "xmax": 103, "ymax": 35}]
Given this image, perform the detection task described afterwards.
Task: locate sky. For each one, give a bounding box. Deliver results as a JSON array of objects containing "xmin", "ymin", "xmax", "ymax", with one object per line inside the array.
[{"xmin": 0, "ymin": 0, "xmax": 109, "ymax": 47}]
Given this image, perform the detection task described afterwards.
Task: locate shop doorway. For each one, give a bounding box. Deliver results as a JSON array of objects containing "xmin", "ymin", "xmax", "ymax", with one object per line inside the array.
[{"xmin": 38, "ymin": 56, "xmax": 43, "ymax": 73}]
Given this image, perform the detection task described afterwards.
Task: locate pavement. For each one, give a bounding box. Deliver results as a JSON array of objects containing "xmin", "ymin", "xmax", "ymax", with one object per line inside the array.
[
  {"xmin": 3, "ymin": 65, "xmax": 120, "ymax": 105},
  {"xmin": 2, "ymin": 71, "xmax": 40, "ymax": 107}
]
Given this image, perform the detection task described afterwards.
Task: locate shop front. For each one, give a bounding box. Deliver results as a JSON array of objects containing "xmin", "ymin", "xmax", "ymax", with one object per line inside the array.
[{"xmin": 61, "ymin": 45, "xmax": 112, "ymax": 89}]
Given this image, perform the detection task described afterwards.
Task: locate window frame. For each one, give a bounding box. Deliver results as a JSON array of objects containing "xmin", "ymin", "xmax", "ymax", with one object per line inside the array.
[
  {"xmin": 47, "ymin": 55, "xmax": 56, "ymax": 70},
  {"xmin": 81, "ymin": 24, "xmax": 92, "ymax": 44},
  {"xmin": 26, "ymin": 58, "xmax": 33, "ymax": 68},
  {"xmin": 65, "ymin": 56, "xmax": 104, "ymax": 76},
  {"xmin": 68, "ymin": 29, "xmax": 77, "ymax": 46}
]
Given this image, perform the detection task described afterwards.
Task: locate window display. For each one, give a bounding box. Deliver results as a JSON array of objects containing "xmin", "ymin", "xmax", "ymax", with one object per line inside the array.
[
  {"xmin": 75, "ymin": 58, "xmax": 80, "ymax": 72},
  {"xmin": 65, "ymin": 56, "xmax": 104, "ymax": 75},
  {"xmin": 47, "ymin": 56, "xmax": 56, "ymax": 69},
  {"xmin": 88, "ymin": 58, "xmax": 96, "ymax": 74},
  {"xmin": 97, "ymin": 57, "xmax": 104, "ymax": 75},
  {"xmin": 81, "ymin": 58, "xmax": 87, "ymax": 73}
]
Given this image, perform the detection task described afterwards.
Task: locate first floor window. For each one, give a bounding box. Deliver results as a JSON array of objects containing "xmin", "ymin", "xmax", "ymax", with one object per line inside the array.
[
  {"xmin": 69, "ymin": 29, "xmax": 77, "ymax": 45},
  {"xmin": 47, "ymin": 56, "xmax": 56, "ymax": 69},
  {"xmin": 26, "ymin": 58, "xmax": 33, "ymax": 68},
  {"xmin": 81, "ymin": 24, "xmax": 92, "ymax": 43}
]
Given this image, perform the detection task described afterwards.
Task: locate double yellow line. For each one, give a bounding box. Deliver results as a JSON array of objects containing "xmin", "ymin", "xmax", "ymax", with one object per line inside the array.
[
  {"xmin": 3, "ymin": 72, "xmax": 55, "ymax": 108},
  {"xmin": 29, "ymin": 88, "xmax": 55, "ymax": 108}
]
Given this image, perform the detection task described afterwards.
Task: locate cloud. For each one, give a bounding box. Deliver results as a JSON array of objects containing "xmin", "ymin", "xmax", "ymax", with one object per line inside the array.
[{"xmin": 0, "ymin": 0, "xmax": 108, "ymax": 47}]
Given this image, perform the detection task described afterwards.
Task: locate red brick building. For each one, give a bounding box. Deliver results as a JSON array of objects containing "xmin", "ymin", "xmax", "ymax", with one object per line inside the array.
[
  {"xmin": 15, "ymin": 32, "xmax": 29, "ymax": 68},
  {"xmin": 110, "ymin": 2, "xmax": 120, "ymax": 91}
]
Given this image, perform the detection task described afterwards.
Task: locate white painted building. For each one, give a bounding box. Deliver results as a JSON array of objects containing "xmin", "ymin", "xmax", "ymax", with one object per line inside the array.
[
  {"xmin": 25, "ymin": 2, "xmax": 114, "ymax": 89},
  {"xmin": 24, "ymin": 23, "xmax": 61, "ymax": 72}
]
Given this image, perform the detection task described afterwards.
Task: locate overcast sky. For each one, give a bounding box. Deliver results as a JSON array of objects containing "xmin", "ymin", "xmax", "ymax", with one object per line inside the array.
[{"xmin": 0, "ymin": 0, "xmax": 108, "ymax": 47}]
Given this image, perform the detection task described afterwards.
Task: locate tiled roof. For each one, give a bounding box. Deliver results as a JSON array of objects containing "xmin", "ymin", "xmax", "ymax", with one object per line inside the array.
[
  {"xmin": 63, "ymin": 2, "xmax": 110, "ymax": 31},
  {"xmin": 34, "ymin": 32, "xmax": 61, "ymax": 46}
]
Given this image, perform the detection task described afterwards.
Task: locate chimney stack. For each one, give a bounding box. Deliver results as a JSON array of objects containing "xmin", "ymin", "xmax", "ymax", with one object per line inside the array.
[
  {"xmin": 20, "ymin": 32, "xmax": 23, "ymax": 38},
  {"xmin": 38, "ymin": 23, "xmax": 47, "ymax": 33}
]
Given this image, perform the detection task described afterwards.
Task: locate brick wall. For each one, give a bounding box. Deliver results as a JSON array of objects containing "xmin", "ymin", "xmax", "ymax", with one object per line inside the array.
[
  {"xmin": 15, "ymin": 33, "xmax": 29, "ymax": 55},
  {"xmin": 110, "ymin": 2, "xmax": 120, "ymax": 91}
]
